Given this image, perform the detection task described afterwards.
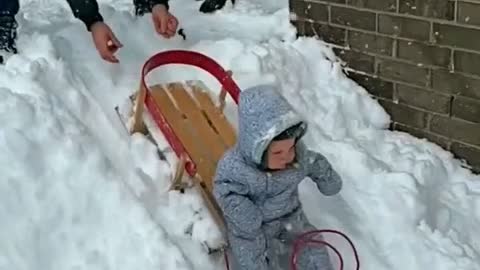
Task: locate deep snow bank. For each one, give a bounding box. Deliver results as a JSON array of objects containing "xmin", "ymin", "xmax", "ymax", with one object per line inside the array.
[{"xmin": 1, "ymin": 0, "xmax": 479, "ymax": 270}]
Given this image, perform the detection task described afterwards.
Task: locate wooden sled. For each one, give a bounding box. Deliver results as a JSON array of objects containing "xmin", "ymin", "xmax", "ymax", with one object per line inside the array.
[{"xmin": 120, "ymin": 50, "xmax": 240, "ymax": 253}]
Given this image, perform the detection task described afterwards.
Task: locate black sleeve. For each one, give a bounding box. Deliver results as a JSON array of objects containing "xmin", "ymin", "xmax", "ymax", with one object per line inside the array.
[
  {"xmin": 65, "ymin": 0, "xmax": 104, "ymax": 31},
  {"xmin": 134, "ymin": 0, "xmax": 169, "ymax": 14},
  {"xmin": 150, "ymin": 0, "xmax": 169, "ymax": 10}
]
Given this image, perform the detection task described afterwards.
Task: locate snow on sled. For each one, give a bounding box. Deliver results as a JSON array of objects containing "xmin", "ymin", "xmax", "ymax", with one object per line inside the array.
[{"xmin": 116, "ymin": 50, "xmax": 240, "ymax": 254}]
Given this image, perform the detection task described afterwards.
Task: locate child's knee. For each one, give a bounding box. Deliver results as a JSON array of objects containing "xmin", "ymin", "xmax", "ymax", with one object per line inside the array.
[{"xmin": 296, "ymin": 244, "xmax": 334, "ymax": 270}]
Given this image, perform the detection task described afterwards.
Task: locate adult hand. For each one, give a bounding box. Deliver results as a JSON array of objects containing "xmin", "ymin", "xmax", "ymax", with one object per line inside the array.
[
  {"xmin": 90, "ymin": 21, "xmax": 123, "ymax": 63},
  {"xmin": 151, "ymin": 4, "xmax": 178, "ymax": 38}
]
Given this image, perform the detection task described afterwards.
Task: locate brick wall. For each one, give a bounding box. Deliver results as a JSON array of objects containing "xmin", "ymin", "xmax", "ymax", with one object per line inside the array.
[{"xmin": 290, "ymin": 0, "xmax": 480, "ymax": 173}]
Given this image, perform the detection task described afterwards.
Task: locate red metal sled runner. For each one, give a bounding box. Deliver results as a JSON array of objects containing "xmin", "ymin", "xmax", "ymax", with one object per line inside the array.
[{"xmin": 125, "ymin": 50, "xmax": 360, "ymax": 269}]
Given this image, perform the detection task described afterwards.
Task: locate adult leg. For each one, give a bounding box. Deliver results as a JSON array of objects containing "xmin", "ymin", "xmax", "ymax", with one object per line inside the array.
[{"xmin": 0, "ymin": 0, "xmax": 19, "ymax": 54}]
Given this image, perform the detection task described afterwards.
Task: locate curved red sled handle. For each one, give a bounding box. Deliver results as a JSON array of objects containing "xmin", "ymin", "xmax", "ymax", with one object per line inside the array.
[
  {"xmin": 140, "ymin": 50, "xmax": 241, "ymax": 177},
  {"xmin": 141, "ymin": 50, "xmax": 240, "ymax": 102},
  {"xmin": 290, "ymin": 229, "xmax": 360, "ymax": 270}
]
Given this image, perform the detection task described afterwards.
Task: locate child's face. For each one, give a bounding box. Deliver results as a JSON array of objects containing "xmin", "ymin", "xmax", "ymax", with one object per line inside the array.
[{"xmin": 266, "ymin": 138, "xmax": 296, "ymax": 170}]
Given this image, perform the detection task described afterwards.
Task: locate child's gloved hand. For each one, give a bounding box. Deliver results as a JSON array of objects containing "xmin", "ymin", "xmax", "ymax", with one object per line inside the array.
[
  {"xmin": 308, "ymin": 152, "xmax": 343, "ymax": 196},
  {"xmin": 296, "ymin": 143, "xmax": 343, "ymax": 196}
]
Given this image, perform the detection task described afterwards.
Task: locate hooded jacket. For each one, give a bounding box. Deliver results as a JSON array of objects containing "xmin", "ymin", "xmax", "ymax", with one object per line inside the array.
[{"xmin": 213, "ymin": 84, "xmax": 342, "ymax": 270}]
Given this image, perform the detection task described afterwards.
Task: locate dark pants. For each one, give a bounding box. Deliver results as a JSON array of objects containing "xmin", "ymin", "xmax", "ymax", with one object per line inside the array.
[
  {"xmin": 0, "ymin": 0, "xmax": 19, "ymax": 54},
  {"xmin": 0, "ymin": 0, "xmax": 19, "ymax": 16}
]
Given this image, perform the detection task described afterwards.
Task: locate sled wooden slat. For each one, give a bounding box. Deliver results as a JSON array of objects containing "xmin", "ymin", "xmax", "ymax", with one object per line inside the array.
[
  {"xmin": 189, "ymin": 83, "xmax": 237, "ymax": 148},
  {"xmin": 130, "ymin": 83, "xmax": 148, "ymax": 134},
  {"xmin": 165, "ymin": 83, "xmax": 227, "ymax": 175},
  {"xmin": 149, "ymin": 85, "xmax": 215, "ymax": 186},
  {"xmin": 149, "ymin": 83, "xmax": 228, "ymax": 237}
]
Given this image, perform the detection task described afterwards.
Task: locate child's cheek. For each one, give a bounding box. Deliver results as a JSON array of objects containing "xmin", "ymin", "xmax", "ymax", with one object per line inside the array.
[{"xmin": 288, "ymin": 152, "xmax": 296, "ymax": 163}]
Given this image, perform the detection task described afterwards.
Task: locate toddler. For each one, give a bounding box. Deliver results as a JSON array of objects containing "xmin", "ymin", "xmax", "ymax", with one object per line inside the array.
[{"xmin": 214, "ymin": 84, "xmax": 343, "ymax": 270}]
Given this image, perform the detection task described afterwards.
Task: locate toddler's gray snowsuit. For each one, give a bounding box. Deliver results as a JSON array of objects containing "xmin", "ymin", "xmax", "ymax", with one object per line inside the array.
[{"xmin": 213, "ymin": 84, "xmax": 343, "ymax": 270}]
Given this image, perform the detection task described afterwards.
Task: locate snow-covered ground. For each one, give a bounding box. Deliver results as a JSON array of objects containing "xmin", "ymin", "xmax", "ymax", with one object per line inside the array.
[{"xmin": 1, "ymin": 0, "xmax": 479, "ymax": 269}]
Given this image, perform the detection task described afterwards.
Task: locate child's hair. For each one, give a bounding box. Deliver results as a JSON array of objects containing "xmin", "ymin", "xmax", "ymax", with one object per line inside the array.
[
  {"xmin": 259, "ymin": 122, "xmax": 306, "ymax": 170},
  {"xmin": 272, "ymin": 122, "xmax": 306, "ymax": 141}
]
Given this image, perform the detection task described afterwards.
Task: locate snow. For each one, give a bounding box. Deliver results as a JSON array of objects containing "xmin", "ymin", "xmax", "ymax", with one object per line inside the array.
[{"xmin": 1, "ymin": 0, "xmax": 479, "ymax": 270}]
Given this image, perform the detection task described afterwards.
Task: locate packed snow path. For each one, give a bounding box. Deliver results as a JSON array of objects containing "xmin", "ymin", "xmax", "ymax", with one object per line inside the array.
[{"xmin": 1, "ymin": 0, "xmax": 479, "ymax": 269}]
